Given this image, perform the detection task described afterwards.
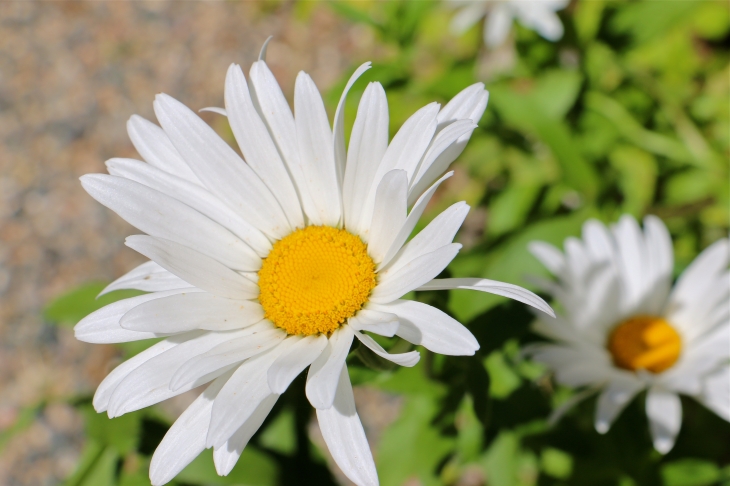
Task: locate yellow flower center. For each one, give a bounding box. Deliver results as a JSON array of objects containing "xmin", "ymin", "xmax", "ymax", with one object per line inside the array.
[
  {"xmin": 607, "ymin": 316, "xmax": 682, "ymax": 373},
  {"xmin": 257, "ymin": 226, "xmax": 377, "ymax": 336}
]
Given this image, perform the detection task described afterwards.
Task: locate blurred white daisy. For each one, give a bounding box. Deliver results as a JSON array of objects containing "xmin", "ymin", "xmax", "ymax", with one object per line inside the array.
[
  {"xmin": 448, "ymin": 0, "xmax": 568, "ymax": 48},
  {"xmin": 528, "ymin": 215, "xmax": 729, "ymax": 453},
  {"xmin": 76, "ymin": 45, "xmax": 554, "ymax": 486}
]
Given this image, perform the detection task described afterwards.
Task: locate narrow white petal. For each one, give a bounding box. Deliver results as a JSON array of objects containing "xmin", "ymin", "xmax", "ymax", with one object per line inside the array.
[
  {"xmin": 225, "ymin": 64, "xmax": 304, "ymax": 229},
  {"xmin": 417, "ymin": 278, "xmax": 555, "ymax": 317},
  {"xmin": 306, "ymin": 325, "xmax": 355, "ymax": 410},
  {"xmin": 594, "ymin": 378, "xmax": 644, "ymax": 434},
  {"xmin": 74, "ymin": 289, "xmax": 199, "ymax": 344},
  {"xmin": 700, "ymin": 366, "xmax": 730, "ymax": 422},
  {"xmin": 450, "ymin": 3, "xmax": 486, "ymax": 34},
  {"xmin": 107, "ymin": 330, "xmax": 246, "ymax": 418},
  {"xmin": 294, "ymin": 72, "xmax": 341, "ymax": 226},
  {"xmin": 213, "ymin": 394, "xmax": 279, "ymax": 476},
  {"xmin": 484, "ymin": 6, "xmax": 513, "ymax": 48},
  {"xmin": 127, "ymin": 114, "xmax": 199, "ymax": 183},
  {"xmin": 343, "ymin": 82, "xmax": 389, "ymax": 235},
  {"xmin": 374, "ymin": 102, "xmax": 439, "ymax": 185},
  {"xmin": 121, "ymin": 292, "xmax": 265, "ymax": 333},
  {"xmin": 259, "ymin": 36, "xmax": 273, "ymax": 61},
  {"xmin": 371, "ymin": 244, "xmax": 462, "ymax": 304},
  {"xmin": 383, "ymin": 202, "xmax": 469, "ymax": 274},
  {"xmin": 581, "ymin": 219, "xmax": 615, "ymax": 262},
  {"xmin": 207, "ymin": 340, "xmax": 293, "ymax": 448},
  {"xmin": 408, "ymin": 120, "xmax": 477, "ymax": 205},
  {"xmin": 370, "ymin": 300, "xmax": 479, "ymax": 356},
  {"xmin": 354, "ymin": 330, "xmax": 420, "ymax": 367},
  {"xmin": 611, "ymin": 215, "xmax": 649, "ymax": 311},
  {"xmin": 528, "ymin": 241, "xmax": 566, "ymax": 277},
  {"xmin": 125, "ymin": 236, "xmax": 259, "ymax": 300},
  {"xmin": 437, "ymin": 83, "xmax": 489, "ymax": 127},
  {"xmin": 348, "ymin": 308, "xmax": 399, "ymax": 337},
  {"xmin": 105, "ymin": 158, "xmax": 271, "ymax": 257},
  {"xmin": 669, "ymin": 238, "xmax": 729, "ymax": 316},
  {"xmin": 153, "ymin": 93, "xmax": 291, "ymax": 239},
  {"xmin": 171, "ymin": 323, "xmax": 286, "ymax": 392},
  {"xmin": 248, "ymin": 60, "xmax": 320, "ymax": 225},
  {"xmin": 378, "ymin": 171, "xmax": 454, "ymax": 270},
  {"xmin": 316, "ymin": 367, "xmax": 379, "ymax": 486},
  {"xmin": 99, "ymin": 260, "xmax": 189, "ymax": 296},
  {"xmin": 333, "ymin": 62, "xmax": 372, "ymax": 184},
  {"xmin": 149, "ymin": 372, "xmax": 230, "ymax": 486},
  {"xmin": 646, "ymin": 388, "xmax": 682, "ymax": 454},
  {"xmin": 367, "ymin": 170, "xmax": 408, "ymax": 261},
  {"xmin": 93, "ymin": 338, "xmax": 181, "ymax": 413},
  {"xmin": 199, "ymin": 107, "xmax": 227, "ymax": 116},
  {"xmin": 81, "ymin": 174, "xmax": 261, "ymax": 271},
  {"xmin": 268, "ymin": 334, "xmax": 328, "ymax": 394}
]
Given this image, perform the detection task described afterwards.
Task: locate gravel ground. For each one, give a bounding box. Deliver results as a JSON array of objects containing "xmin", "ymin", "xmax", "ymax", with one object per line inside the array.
[{"xmin": 0, "ymin": 3, "xmax": 393, "ymax": 484}]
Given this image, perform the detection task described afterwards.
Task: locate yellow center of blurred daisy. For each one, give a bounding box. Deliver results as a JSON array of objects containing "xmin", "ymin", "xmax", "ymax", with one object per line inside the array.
[
  {"xmin": 607, "ymin": 316, "xmax": 681, "ymax": 373},
  {"xmin": 257, "ymin": 226, "xmax": 377, "ymax": 336}
]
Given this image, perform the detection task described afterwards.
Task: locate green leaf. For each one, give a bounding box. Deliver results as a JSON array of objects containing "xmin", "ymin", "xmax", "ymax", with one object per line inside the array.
[
  {"xmin": 609, "ymin": 146, "xmax": 658, "ymax": 217},
  {"xmin": 63, "ymin": 441, "xmax": 118, "ymax": 486},
  {"xmin": 479, "ymin": 431, "xmax": 521, "ymax": 486},
  {"xmin": 540, "ymin": 447, "xmax": 573, "ymax": 479},
  {"xmin": 259, "ymin": 407, "xmax": 297, "ymax": 455},
  {"xmin": 80, "ymin": 405, "xmax": 142, "ymax": 455},
  {"xmin": 44, "ymin": 282, "xmax": 143, "ymax": 327},
  {"xmin": 377, "ymin": 394, "xmax": 455, "ymax": 486},
  {"xmin": 177, "ymin": 447, "xmax": 277, "ymax": 485},
  {"xmin": 487, "ymin": 182, "xmax": 543, "ymax": 238},
  {"xmin": 661, "ymin": 459, "xmax": 721, "ymax": 486},
  {"xmin": 484, "ymin": 351, "xmax": 522, "ymax": 399}
]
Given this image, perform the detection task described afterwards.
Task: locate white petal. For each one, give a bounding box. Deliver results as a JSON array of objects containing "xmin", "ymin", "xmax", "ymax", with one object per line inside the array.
[
  {"xmin": 333, "ymin": 62, "xmax": 373, "ymax": 184},
  {"xmin": 153, "ymin": 93, "xmax": 291, "ymax": 239},
  {"xmin": 294, "ymin": 72, "xmax": 341, "ymax": 226},
  {"xmin": 343, "ymin": 82, "xmax": 389, "ymax": 236},
  {"xmin": 367, "ymin": 170, "xmax": 408, "ymax": 262},
  {"xmin": 121, "ymin": 292, "xmax": 265, "ymax": 333},
  {"xmin": 348, "ymin": 308, "xmax": 400, "ymax": 337},
  {"xmin": 450, "ymin": 3, "xmax": 487, "ymax": 34},
  {"xmin": 700, "ymin": 366, "xmax": 730, "ymax": 422},
  {"xmin": 171, "ymin": 323, "xmax": 286, "ymax": 392},
  {"xmin": 595, "ymin": 378, "xmax": 644, "ymax": 434},
  {"xmin": 149, "ymin": 372, "xmax": 230, "ymax": 486},
  {"xmin": 408, "ymin": 120, "xmax": 477, "ymax": 205},
  {"xmin": 207, "ymin": 339, "xmax": 293, "ymax": 448},
  {"xmin": 417, "ymin": 278, "xmax": 555, "ymax": 317},
  {"xmin": 127, "ymin": 115, "xmax": 199, "ymax": 183},
  {"xmin": 81, "ymin": 174, "xmax": 261, "ymax": 271},
  {"xmin": 105, "ymin": 158, "xmax": 271, "ymax": 257},
  {"xmin": 213, "ymin": 394, "xmax": 279, "ymax": 476},
  {"xmin": 248, "ymin": 61, "xmax": 320, "ymax": 225},
  {"xmin": 437, "ymin": 83, "xmax": 489, "ymax": 128},
  {"xmin": 646, "ymin": 388, "xmax": 682, "ymax": 454},
  {"xmin": 373, "ymin": 103, "xmax": 439, "ymax": 188},
  {"xmin": 99, "ymin": 260, "xmax": 189, "ymax": 296},
  {"xmin": 125, "ymin": 236, "xmax": 259, "ymax": 300},
  {"xmin": 370, "ymin": 300, "xmax": 479, "ymax": 356},
  {"xmin": 316, "ymin": 367, "xmax": 379, "ymax": 486},
  {"xmin": 225, "ymin": 64, "xmax": 304, "ymax": 229},
  {"xmin": 484, "ymin": 5, "xmax": 513, "ymax": 48},
  {"xmin": 611, "ymin": 215, "xmax": 649, "ymax": 311},
  {"xmin": 268, "ymin": 334, "xmax": 329, "ymax": 394},
  {"xmin": 528, "ymin": 241, "xmax": 566, "ymax": 277},
  {"xmin": 644, "ymin": 215, "xmax": 673, "ymax": 288},
  {"xmin": 378, "ymin": 171, "xmax": 454, "ymax": 270},
  {"xmin": 353, "ymin": 330, "xmax": 420, "ymax": 367},
  {"xmin": 514, "ymin": 3, "xmax": 565, "ymax": 41},
  {"xmin": 93, "ymin": 338, "xmax": 181, "ymax": 413},
  {"xmin": 306, "ymin": 325, "xmax": 355, "ymax": 410},
  {"xmin": 107, "ymin": 330, "xmax": 246, "ymax": 418},
  {"xmin": 382, "ymin": 201, "xmax": 469, "ymax": 274},
  {"xmin": 581, "ymin": 219, "xmax": 615, "ymax": 263},
  {"xmin": 74, "ymin": 288, "xmax": 199, "ymax": 344},
  {"xmin": 199, "ymin": 107, "xmax": 227, "ymax": 116},
  {"xmin": 371, "ymin": 244, "xmax": 462, "ymax": 304}
]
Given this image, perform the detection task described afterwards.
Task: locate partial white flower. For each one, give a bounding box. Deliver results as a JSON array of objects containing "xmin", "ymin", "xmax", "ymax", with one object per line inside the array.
[
  {"xmin": 77, "ymin": 45, "xmax": 554, "ymax": 486},
  {"xmin": 448, "ymin": 0, "xmax": 568, "ymax": 48},
  {"xmin": 527, "ymin": 215, "xmax": 729, "ymax": 454}
]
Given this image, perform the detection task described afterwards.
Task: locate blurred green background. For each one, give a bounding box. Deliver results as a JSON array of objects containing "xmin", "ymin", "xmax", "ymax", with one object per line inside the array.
[{"xmin": 2, "ymin": 1, "xmax": 729, "ymax": 485}]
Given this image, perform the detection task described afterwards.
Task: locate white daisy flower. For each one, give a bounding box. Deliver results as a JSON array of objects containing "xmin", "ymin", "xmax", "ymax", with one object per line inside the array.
[
  {"xmin": 527, "ymin": 215, "xmax": 729, "ymax": 454},
  {"xmin": 76, "ymin": 45, "xmax": 554, "ymax": 486},
  {"xmin": 448, "ymin": 0, "xmax": 568, "ymax": 49}
]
